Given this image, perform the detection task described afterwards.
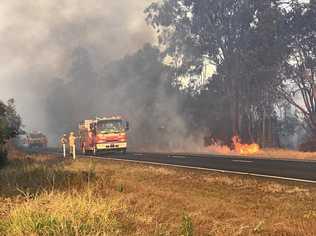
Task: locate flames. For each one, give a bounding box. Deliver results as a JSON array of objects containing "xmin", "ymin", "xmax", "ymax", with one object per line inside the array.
[
  {"xmin": 208, "ymin": 136, "xmax": 260, "ymax": 155},
  {"xmin": 232, "ymin": 136, "xmax": 260, "ymax": 155}
]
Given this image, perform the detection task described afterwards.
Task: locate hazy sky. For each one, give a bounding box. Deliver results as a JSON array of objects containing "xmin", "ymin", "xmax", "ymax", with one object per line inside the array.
[{"xmin": 0, "ymin": 0, "xmax": 155, "ymax": 132}]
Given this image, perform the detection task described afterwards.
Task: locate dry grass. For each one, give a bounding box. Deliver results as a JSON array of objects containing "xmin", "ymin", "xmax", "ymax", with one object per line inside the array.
[
  {"xmin": 137, "ymin": 145, "xmax": 316, "ymax": 161},
  {"xmin": 204, "ymin": 146, "xmax": 316, "ymax": 160},
  {"xmin": 0, "ymin": 150, "xmax": 315, "ymax": 235},
  {"xmin": 255, "ymin": 148, "xmax": 316, "ymax": 160}
]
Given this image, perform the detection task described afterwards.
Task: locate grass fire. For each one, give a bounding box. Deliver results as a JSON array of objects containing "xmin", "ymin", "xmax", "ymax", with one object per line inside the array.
[{"xmin": 207, "ymin": 136, "xmax": 260, "ymax": 156}]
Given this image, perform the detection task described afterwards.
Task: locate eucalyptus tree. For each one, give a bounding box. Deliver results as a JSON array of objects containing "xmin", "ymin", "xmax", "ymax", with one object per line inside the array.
[
  {"xmin": 146, "ymin": 0, "xmax": 290, "ymax": 146},
  {"xmin": 279, "ymin": 1, "xmax": 316, "ymax": 135}
]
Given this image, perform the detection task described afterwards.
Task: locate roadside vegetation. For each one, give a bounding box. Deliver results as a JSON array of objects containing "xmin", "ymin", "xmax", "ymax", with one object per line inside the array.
[
  {"xmin": 0, "ymin": 150, "xmax": 315, "ymax": 235},
  {"xmin": 210, "ymin": 147, "xmax": 316, "ymax": 161},
  {"xmin": 255, "ymin": 148, "xmax": 316, "ymax": 160},
  {"xmin": 0, "ymin": 99, "xmax": 21, "ymax": 167}
]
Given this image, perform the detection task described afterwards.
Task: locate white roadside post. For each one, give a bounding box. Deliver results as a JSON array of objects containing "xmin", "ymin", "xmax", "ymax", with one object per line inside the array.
[
  {"xmin": 73, "ymin": 144, "xmax": 76, "ymax": 160},
  {"xmin": 60, "ymin": 135, "xmax": 67, "ymax": 158},
  {"xmin": 63, "ymin": 143, "xmax": 66, "ymax": 158}
]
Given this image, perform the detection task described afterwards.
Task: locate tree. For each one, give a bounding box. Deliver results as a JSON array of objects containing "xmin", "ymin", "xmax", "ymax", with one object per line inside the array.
[
  {"xmin": 0, "ymin": 99, "xmax": 21, "ymax": 144},
  {"xmin": 0, "ymin": 99, "xmax": 22, "ymax": 165},
  {"xmin": 146, "ymin": 0, "xmax": 290, "ymax": 146},
  {"xmin": 279, "ymin": 1, "xmax": 316, "ymax": 136}
]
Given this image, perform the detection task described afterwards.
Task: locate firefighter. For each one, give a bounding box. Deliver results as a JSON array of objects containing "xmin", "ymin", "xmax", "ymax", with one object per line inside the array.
[
  {"xmin": 60, "ymin": 134, "xmax": 68, "ymax": 158},
  {"xmin": 69, "ymin": 132, "xmax": 77, "ymax": 160}
]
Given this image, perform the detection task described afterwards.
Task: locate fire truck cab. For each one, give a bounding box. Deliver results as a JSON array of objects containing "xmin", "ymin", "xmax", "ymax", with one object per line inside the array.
[{"xmin": 79, "ymin": 116, "xmax": 129, "ymax": 155}]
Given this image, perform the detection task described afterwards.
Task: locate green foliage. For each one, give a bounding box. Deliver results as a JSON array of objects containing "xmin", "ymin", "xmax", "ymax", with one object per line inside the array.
[
  {"xmin": 0, "ymin": 99, "xmax": 21, "ymax": 142},
  {"xmin": 278, "ymin": 2, "xmax": 316, "ymax": 132},
  {"xmin": 0, "ymin": 99, "xmax": 21, "ymax": 166},
  {"xmin": 146, "ymin": 0, "xmax": 315, "ymax": 146},
  {"xmin": 180, "ymin": 214, "xmax": 194, "ymax": 236}
]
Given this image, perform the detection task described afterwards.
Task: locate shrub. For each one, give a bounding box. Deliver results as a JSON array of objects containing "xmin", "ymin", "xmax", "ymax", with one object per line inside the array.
[
  {"xmin": 0, "ymin": 145, "xmax": 8, "ymax": 167},
  {"xmin": 1, "ymin": 192, "xmax": 130, "ymax": 236},
  {"xmin": 0, "ymin": 98, "xmax": 22, "ymax": 166},
  {"xmin": 180, "ymin": 214, "xmax": 194, "ymax": 236},
  {"xmin": 0, "ymin": 161, "xmax": 97, "ymax": 197}
]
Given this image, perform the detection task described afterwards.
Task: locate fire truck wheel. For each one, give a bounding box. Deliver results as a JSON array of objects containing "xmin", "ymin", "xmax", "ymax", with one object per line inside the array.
[{"xmin": 122, "ymin": 148, "xmax": 127, "ymax": 154}]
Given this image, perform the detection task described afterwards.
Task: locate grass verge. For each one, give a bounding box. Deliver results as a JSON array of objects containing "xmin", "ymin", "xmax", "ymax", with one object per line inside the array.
[{"xmin": 0, "ymin": 151, "xmax": 315, "ymax": 235}]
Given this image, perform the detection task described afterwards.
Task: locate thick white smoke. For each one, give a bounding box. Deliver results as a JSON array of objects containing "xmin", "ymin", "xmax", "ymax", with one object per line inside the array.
[{"xmin": 0, "ymin": 0, "xmax": 155, "ymax": 138}]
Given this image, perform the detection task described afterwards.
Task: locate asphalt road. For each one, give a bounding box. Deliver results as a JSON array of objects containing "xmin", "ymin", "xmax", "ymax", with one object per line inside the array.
[
  {"xmin": 27, "ymin": 148, "xmax": 316, "ymax": 183},
  {"xmin": 96, "ymin": 152, "xmax": 316, "ymax": 183}
]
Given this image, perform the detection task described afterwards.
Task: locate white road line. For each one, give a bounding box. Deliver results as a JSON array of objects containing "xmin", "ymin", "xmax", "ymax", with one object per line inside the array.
[
  {"xmin": 48, "ymin": 152, "xmax": 316, "ymax": 184},
  {"xmin": 232, "ymin": 160, "xmax": 253, "ymax": 163},
  {"xmin": 90, "ymin": 156, "xmax": 316, "ymax": 184},
  {"xmin": 170, "ymin": 155, "xmax": 187, "ymax": 159}
]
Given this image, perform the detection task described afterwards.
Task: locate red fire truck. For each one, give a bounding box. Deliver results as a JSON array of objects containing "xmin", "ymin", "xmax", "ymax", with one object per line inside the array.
[{"xmin": 79, "ymin": 116, "xmax": 129, "ymax": 155}]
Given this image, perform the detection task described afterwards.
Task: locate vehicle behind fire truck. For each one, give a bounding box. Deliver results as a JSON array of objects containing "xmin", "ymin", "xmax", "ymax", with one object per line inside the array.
[
  {"xmin": 79, "ymin": 116, "xmax": 129, "ymax": 154},
  {"xmin": 27, "ymin": 132, "xmax": 48, "ymax": 148}
]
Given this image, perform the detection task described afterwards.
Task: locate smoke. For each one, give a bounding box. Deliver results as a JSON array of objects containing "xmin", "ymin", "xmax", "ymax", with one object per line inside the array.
[
  {"xmin": 44, "ymin": 43, "xmax": 203, "ymax": 150},
  {"xmin": 0, "ymin": 0, "xmax": 209, "ymax": 151},
  {"xmin": 0, "ymin": 0, "xmax": 155, "ymax": 140}
]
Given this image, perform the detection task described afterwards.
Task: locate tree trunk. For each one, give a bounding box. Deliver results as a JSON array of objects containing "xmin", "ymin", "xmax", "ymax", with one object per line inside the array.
[
  {"xmin": 262, "ymin": 109, "xmax": 266, "ymax": 148},
  {"xmin": 248, "ymin": 112, "xmax": 254, "ymax": 142},
  {"xmin": 267, "ymin": 116, "xmax": 272, "ymax": 147}
]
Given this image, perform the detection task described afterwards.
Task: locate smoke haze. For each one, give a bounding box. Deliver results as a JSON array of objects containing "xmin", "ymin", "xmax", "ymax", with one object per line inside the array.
[{"xmin": 0, "ymin": 0, "xmax": 155, "ymax": 139}]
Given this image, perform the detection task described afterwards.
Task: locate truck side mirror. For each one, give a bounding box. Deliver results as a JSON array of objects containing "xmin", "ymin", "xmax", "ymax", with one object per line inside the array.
[{"xmin": 126, "ymin": 121, "xmax": 130, "ymax": 131}]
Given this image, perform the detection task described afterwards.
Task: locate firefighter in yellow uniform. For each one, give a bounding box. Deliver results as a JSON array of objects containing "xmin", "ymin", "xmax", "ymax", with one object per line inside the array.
[
  {"xmin": 60, "ymin": 134, "xmax": 68, "ymax": 158},
  {"xmin": 69, "ymin": 132, "xmax": 77, "ymax": 160}
]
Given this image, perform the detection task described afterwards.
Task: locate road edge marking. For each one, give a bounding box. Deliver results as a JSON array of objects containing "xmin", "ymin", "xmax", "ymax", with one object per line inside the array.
[
  {"xmin": 45, "ymin": 152, "xmax": 316, "ymax": 184},
  {"xmin": 232, "ymin": 160, "xmax": 253, "ymax": 163},
  {"xmin": 90, "ymin": 156, "xmax": 316, "ymax": 184}
]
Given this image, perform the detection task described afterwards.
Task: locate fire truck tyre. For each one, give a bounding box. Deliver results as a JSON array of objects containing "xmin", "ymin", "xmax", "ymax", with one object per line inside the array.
[{"xmin": 122, "ymin": 148, "xmax": 127, "ymax": 154}]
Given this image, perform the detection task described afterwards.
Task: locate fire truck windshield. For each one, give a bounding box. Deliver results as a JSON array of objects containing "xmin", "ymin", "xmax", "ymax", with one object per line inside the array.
[
  {"xmin": 97, "ymin": 120, "xmax": 124, "ymax": 134},
  {"xmin": 29, "ymin": 133, "xmax": 45, "ymax": 139}
]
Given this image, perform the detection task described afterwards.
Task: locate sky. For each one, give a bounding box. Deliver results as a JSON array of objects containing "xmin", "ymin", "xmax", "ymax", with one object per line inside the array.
[{"xmin": 0, "ymin": 0, "xmax": 155, "ymax": 132}]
